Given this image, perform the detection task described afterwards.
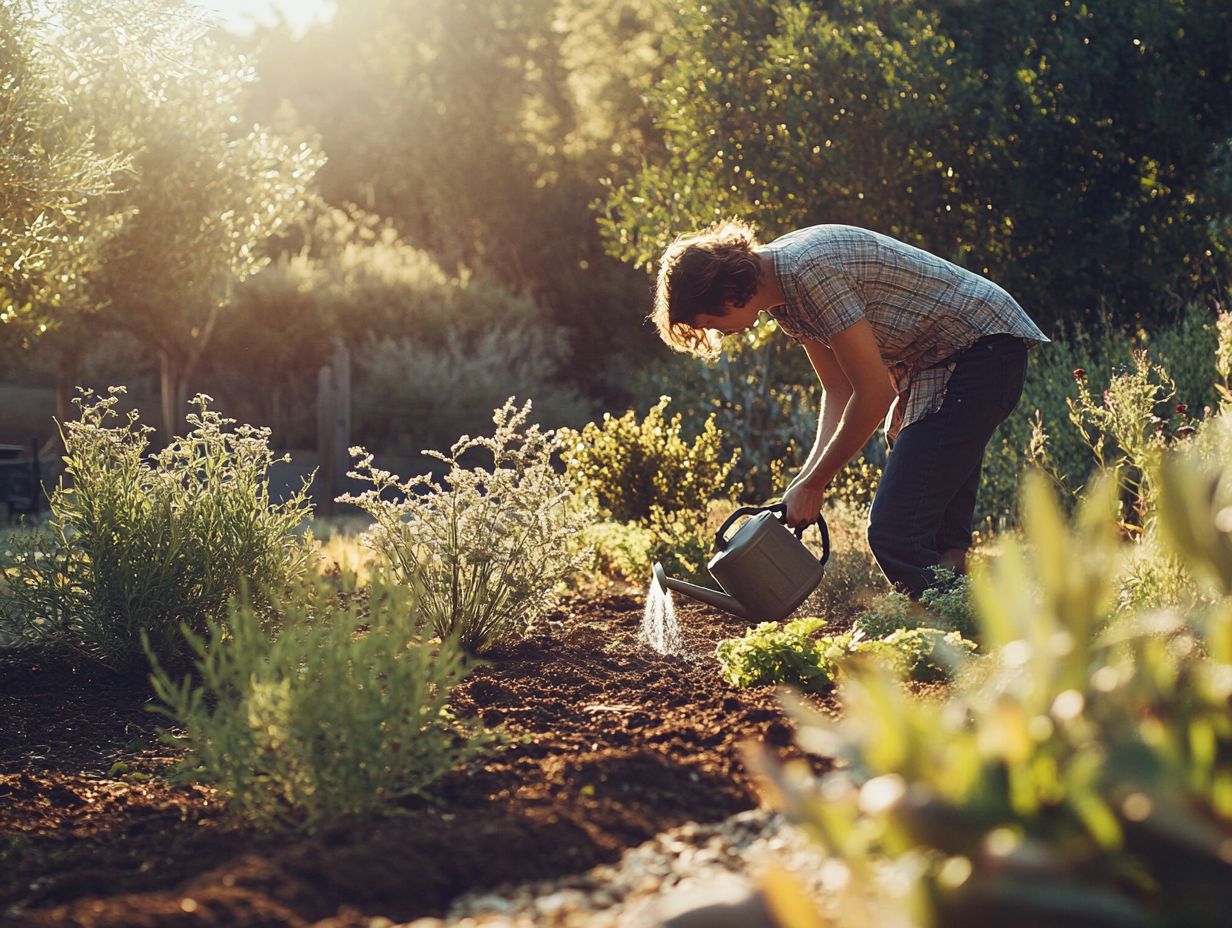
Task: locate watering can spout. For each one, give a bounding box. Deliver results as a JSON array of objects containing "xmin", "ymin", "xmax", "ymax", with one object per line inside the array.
[{"xmin": 653, "ymin": 562, "xmax": 753, "ymax": 622}]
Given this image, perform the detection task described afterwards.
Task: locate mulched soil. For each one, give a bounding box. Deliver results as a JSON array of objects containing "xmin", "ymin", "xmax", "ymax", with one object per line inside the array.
[{"xmin": 0, "ymin": 592, "xmax": 837, "ymax": 928}]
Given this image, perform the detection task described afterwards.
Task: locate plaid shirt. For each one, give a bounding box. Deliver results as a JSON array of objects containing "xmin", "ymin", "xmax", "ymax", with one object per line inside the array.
[{"xmin": 763, "ymin": 225, "xmax": 1049, "ymax": 440}]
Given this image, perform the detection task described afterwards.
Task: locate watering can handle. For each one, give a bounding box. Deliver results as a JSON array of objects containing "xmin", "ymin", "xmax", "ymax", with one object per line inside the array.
[{"xmin": 714, "ymin": 503, "xmax": 830, "ymax": 566}]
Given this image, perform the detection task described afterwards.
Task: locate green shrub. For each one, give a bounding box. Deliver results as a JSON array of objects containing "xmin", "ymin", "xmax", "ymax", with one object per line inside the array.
[
  {"xmin": 148, "ymin": 573, "xmax": 494, "ymax": 831},
  {"xmin": 982, "ymin": 303, "xmax": 1223, "ymax": 526},
  {"xmin": 0, "ymin": 388, "xmax": 314, "ymax": 674},
  {"xmin": 578, "ymin": 519, "xmax": 657, "ymax": 586},
  {"xmin": 855, "ymin": 571, "xmax": 978, "ymax": 640},
  {"xmin": 580, "ymin": 501, "xmax": 739, "ymax": 588},
  {"xmin": 341, "ymin": 399, "xmax": 588, "ymax": 654},
  {"xmin": 715, "ymin": 618, "xmax": 974, "ymax": 693},
  {"xmin": 560, "ymin": 396, "xmax": 737, "ymax": 523},
  {"xmin": 757, "ymin": 467, "xmax": 1232, "ymax": 928},
  {"xmin": 629, "ymin": 320, "xmax": 885, "ymax": 504}
]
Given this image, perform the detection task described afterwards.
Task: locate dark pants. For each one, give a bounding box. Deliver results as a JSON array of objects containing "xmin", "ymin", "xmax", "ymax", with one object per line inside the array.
[{"xmin": 867, "ymin": 334, "xmax": 1029, "ymax": 598}]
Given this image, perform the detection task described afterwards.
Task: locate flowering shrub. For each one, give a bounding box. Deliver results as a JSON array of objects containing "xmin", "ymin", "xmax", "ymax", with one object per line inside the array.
[
  {"xmin": 148, "ymin": 573, "xmax": 495, "ymax": 831},
  {"xmin": 340, "ymin": 399, "xmax": 588, "ymax": 653},
  {"xmin": 1, "ymin": 388, "xmax": 314, "ymax": 674}
]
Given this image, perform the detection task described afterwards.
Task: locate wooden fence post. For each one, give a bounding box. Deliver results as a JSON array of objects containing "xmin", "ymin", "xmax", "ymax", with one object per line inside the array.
[{"xmin": 316, "ymin": 342, "xmax": 352, "ymax": 516}]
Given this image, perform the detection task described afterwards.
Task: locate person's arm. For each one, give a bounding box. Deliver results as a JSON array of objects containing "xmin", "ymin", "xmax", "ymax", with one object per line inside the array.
[
  {"xmin": 787, "ymin": 339, "xmax": 853, "ymax": 490},
  {"xmin": 783, "ymin": 318, "xmax": 897, "ymax": 527}
]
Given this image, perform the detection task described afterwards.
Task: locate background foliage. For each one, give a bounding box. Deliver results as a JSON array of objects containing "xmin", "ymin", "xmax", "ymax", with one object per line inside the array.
[
  {"xmin": 603, "ymin": 0, "xmax": 1232, "ymax": 332},
  {"xmin": 4, "ymin": 0, "xmax": 1232, "ymax": 542}
]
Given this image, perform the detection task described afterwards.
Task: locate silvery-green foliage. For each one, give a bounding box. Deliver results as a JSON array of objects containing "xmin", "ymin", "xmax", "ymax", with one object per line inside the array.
[
  {"xmin": 340, "ymin": 399, "xmax": 589, "ymax": 653},
  {"xmin": 0, "ymin": 387, "xmax": 314, "ymax": 674},
  {"xmin": 148, "ymin": 573, "xmax": 494, "ymax": 831}
]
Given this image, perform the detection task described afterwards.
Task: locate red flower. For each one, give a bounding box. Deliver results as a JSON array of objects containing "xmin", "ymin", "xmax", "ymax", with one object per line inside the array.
[
  {"xmin": 1176, "ymin": 402, "xmax": 1188, "ymax": 414},
  {"xmin": 1073, "ymin": 368, "xmax": 1086, "ymax": 381}
]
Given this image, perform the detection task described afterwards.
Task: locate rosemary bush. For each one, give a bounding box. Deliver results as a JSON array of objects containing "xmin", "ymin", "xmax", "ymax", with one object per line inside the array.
[
  {"xmin": 148, "ymin": 573, "xmax": 494, "ymax": 831},
  {"xmin": 341, "ymin": 399, "xmax": 587, "ymax": 653},
  {"xmin": 1, "ymin": 388, "xmax": 314, "ymax": 674}
]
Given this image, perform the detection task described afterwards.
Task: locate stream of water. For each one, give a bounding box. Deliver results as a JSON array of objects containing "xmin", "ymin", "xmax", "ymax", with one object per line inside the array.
[{"xmin": 640, "ymin": 572, "xmax": 684, "ymax": 655}]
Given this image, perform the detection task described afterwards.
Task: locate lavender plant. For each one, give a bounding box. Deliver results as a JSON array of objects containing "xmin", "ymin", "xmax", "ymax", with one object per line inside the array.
[
  {"xmin": 340, "ymin": 399, "xmax": 588, "ymax": 654},
  {"xmin": 1, "ymin": 387, "xmax": 314, "ymax": 674}
]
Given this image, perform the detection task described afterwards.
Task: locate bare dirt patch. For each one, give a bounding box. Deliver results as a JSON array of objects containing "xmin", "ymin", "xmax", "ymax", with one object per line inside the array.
[{"xmin": 1, "ymin": 593, "xmax": 836, "ymax": 928}]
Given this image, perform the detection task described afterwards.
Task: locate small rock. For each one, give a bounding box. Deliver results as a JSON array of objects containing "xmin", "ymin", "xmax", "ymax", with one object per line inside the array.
[{"xmin": 637, "ymin": 876, "xmax": 775, "ymax": 928}]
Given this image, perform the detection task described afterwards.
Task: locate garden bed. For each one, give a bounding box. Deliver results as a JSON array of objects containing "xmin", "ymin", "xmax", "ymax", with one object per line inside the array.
[{"xmin": 0, "ymin": 592, "xmax": 834, "ymax": 928}]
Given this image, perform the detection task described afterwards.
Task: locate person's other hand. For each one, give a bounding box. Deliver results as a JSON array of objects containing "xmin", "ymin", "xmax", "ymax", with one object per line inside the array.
[{"xmin": 782, "ymin": 481, "xmax": 825, "ymax": 530}]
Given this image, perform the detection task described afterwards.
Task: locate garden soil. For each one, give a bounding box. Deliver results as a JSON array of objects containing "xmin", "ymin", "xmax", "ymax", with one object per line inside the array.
[{"xmin": 0, "ymin": 593, "xmax": 837, "ymax": 928}]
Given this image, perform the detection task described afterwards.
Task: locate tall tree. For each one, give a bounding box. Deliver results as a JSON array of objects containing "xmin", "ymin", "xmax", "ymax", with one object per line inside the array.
[
  {"xmin": 603, "ymin": 0, "xmax": 1232, "ymax": 329},
  {"xmin": 0, "ymin": 1, "xmax": 127, "ymax": 345},
  {"xmin": 88, "ymin": 38, "xmax": 323, "ymax": 443},
  {"xmin": 4, "ymin": 1, "xmax": 213, "ymax": 426}
]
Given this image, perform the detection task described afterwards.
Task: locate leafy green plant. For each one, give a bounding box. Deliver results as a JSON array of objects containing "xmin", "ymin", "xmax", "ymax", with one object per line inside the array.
[
  {"xmin": 851, "ymin": 592, "xmax": 921, "ymax": 641},
  {"xmin": 578, "ymin": 500, "xmax": 738, "ymax": 588},
  {"xmin": 716, "ymin": 618, "xmax": 974, "ymax": 693},
  {"xmin": 340, "ymin": 399, "xmax": 588, "ymax": 654},
  {"xmin": 577, "ymin": 519, "xmax": 656, "ymax": 586},
  {"xmin": 756, "ymin": 467, "xmax": 1232, "ymax": 928},
  {"xmin": 856, "ymin": 627, "xmax": 977, "ymax": 684},
  {"xmin": 1, "ymin": 388, "xmax": 314, "ymax": 674},
  {"xmin": 148, "ymin": 573, "xmax": 495, "ymax": 831},
  {"xmin": 717, "ymin": 616, "xmax": 834, "ymax": 691},
  {"xmin": 560, "ymin": 396, "xmax": 737, "ymax": 523},
  {"xmin": 855, "ymin": 571, "xmax": 978, "ymax": 640}
]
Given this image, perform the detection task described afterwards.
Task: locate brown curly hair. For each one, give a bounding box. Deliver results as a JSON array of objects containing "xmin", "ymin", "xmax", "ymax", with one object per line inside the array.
[{"xmin": 652, "ymin": 219, "xmax": 763, "ymax": 359}]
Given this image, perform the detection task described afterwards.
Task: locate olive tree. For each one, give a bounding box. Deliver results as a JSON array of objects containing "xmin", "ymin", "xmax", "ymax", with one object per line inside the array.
[
  {"xmin": 91, "ymin": 39, "xmax": 323, "ymax": 442},
  {"xmin": 0, "ymin": 2, "xmax": 125, "ymax": 342}
]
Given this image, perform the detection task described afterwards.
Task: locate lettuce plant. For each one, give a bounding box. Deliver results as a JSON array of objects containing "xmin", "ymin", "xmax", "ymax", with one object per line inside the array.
[{"xmin": 716, "ymin": 618, "xmax": 974, "ymax": 692}]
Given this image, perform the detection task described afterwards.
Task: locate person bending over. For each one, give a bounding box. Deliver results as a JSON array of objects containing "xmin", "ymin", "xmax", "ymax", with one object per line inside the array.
[{"xmin": 653, "ymin": 220, "xmax": 1048, "ymax": 598}]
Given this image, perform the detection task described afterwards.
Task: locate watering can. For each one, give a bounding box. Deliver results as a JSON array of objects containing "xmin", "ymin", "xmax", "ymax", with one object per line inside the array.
[{"xmin": 653, "ymin": 503, "xmax": 830, "ymax": 623}]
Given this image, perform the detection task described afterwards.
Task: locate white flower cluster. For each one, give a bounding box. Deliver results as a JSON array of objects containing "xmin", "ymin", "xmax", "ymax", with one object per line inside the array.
[{"xmin": 340, "ymin": 398, "xmax": 589, "ymax": 652}]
